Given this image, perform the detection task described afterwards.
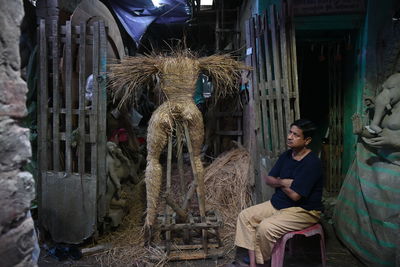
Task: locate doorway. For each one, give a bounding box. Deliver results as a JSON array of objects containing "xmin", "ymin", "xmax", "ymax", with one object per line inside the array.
[{"xmin": 297, "ymin": 30, "xmax": 357, "ymax": 195}]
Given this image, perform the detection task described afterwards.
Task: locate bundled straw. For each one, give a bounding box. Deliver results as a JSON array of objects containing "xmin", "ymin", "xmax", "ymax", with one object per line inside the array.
[
  {"xmin": 108, "ymin": 56, "xmax": 160, "ymax": 109},
  {"xmin": 204, "ymin": 146, "xmax": 253, "ymax": 257},
  {"xmin": 108, "ymin": 50, "xmax": 250, "ymax": 109},
  {"xmin": 94, "ymin": 182, "xmax": 169, "ymax": 267}
]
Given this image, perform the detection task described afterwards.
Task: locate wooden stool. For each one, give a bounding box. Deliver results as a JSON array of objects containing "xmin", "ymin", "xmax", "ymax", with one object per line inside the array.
[{"xmin": 271, "ymin": 223, "xmax": 326, "ymax": 267}]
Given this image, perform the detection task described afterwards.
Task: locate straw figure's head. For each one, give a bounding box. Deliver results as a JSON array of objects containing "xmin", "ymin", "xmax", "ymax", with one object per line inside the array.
[{"xmin": 158, "ymin": 55, "xmax": 200, "ymax": 100}]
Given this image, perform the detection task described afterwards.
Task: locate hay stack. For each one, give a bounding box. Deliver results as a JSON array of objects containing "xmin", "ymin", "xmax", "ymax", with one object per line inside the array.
[{"xmin": 204, "ymin": 147, "xmax": 253, "ymax": 256}]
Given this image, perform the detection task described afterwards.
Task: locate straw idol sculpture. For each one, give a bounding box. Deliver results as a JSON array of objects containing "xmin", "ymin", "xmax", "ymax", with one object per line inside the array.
[{"xmin": 108, "ymin": 50, "xmax": 248, "ymax": 229}]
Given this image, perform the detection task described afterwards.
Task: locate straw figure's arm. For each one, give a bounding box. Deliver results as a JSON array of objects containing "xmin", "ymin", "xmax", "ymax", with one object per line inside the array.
[
  {"xmin": 108, "ymin": 55, "xmax": 161, "ymax": 109},
  {"xmin": 198, "ymin": 54, "xmax": 250, "ymax": 100}
]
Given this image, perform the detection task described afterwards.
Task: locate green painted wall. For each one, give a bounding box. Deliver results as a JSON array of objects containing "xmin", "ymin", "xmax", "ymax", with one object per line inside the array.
[
  {"xmin": 258, "ymin": 0, "xmax": 281, "ymax": 14},
  {"xmin": 342, "ymin": 29, "xmax": 364, "ymax": 173}
]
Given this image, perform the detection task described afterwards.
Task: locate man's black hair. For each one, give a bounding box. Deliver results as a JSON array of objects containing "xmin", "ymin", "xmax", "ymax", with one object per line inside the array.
[{"xmin": 290, "ymin": 119, "xmax": 316, "ymax": 139}]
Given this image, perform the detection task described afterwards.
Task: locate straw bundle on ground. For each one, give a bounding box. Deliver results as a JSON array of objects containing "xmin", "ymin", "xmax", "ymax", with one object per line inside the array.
[
  {"xmin": 204, "ymin": 147, "xmax": 253, "ymax": 257},
  {"xmin": 108, "ymin": 49, "xmax": 249, "ymax": 230},
  {"xmin": 94, "ymin": 181, "xmax": 169, "ymax": 267}
]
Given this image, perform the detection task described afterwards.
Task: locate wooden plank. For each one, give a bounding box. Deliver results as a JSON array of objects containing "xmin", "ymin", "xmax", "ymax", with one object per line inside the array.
[
  {"xmin": 160, "ymin": 221, "xmax": 222, "ymax": 231},
  {"xmin": 279, "ymin": 4, "xmax": 292, "ymax": 134},
  {"xmin": 60, "ymin": 25, "xmax": 95, "ymax": 35},
  {"xmin": 255, "ymin": 15, "xmax": 270, "ymax": 156},
  {"xmin": 182, "ymin": 180, "xmax": 196, "ymax": 210},
  {"xmin": 149, "ymin": 248, "xmax": 224, "ymax": 261},
  {"xmin": 270, "ymin": 5, "xmax": 286, "ymax": 153},
  {"xmin": 215, "ymin": 130, "xmax": 243, "ymax": 136},
  {"xmin": 183, "ymin": 123, "xmax": 208, "ymax": 255},
  {"xmin": 59, "ymin": 132, "xmax": 91, "ymax": 142},
  {"xmin": 39, "ymin": 20, "xmax": 49, "ymax": 172},
  {"xmin": 65, "ymin": 21, "xmax": 73, "ymax": 173},
  {"xmin": 262, "ymin": 13, "xmax": 279, "ymax": 157},
  {"xmin": 59, "ymin": 37, "xmax": 94, "ymax": 45},
  {"xmin": 165, "ymin": 135, "xmax": 173, "ymax": 254},
  {"xmin": 168, "ymin": 244, "xmax": 219, "ymax": 250},
  {"xmin": 249, "ymin": 16, "xmax": 265, "ymax": 159},
  {"xmin": 91, "ymin": 24, "xmax": 99, "ymax": 176},
  {"xmin": 176, "ymin": 124, "xmax": 185, "ymax": 199},
  {"xmin": 78, "ymin": 22, "xmax": 86, "ymax": 175},
  {"xmin": 163, "ymin": 194, "xmax": 188, "ymax": 221},
  {"xmin": 245, "ymin": 18, "xmax": 262, "ymax": 202},
  {"xmin": 285, "ymin": 1, "xmax": 294, "ymax": 122},
  {"xmin": 97, "ymin": 21, "xmax": 108, "ymax": 222},
  {"xmin": 37, "ymin": 24, "xmax": 43, "ymax": 230},
  {"xmin": 48, "ymin": 107, "xmax": 95, "ymax": 115},
  {"xmin": 52, "ymin": 21, "xmax": 60, "ymax": 171},
  {"xmin": 288, "ymin": 1, "xmax": 300, "ymax": 120}
]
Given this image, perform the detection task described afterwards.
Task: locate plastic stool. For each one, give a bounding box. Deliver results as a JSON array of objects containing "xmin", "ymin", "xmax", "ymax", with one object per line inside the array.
[{"xmin": 271, "ymin": 223, "xmax": 326, "ymax": 267}]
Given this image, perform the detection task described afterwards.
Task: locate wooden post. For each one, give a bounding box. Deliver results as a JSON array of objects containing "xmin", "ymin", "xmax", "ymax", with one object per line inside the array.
[
  {"xmin": 270, "ymin": 5, "xmax": 285, "ymax": 154},
  {"xmin": 78, "ymin": 22, "xmax": 86, "ymax": 175},
  {"xmin": 163, "ymin": 193, "xmax": 188, "ymax": 222},
  {"xmin": 262, "ymin": 12, "xmax": 278, "ymax": 157},
  {"xmin": 65, "ymin": 21, "xmax": 72, "ymax": 173},
  {"xmin": 183, "ymin": 123, "xmax": 208, "ymax": 255},
  {"xmin": 279, "ymin": 4, "xmax": 292, "ymax": 135},
  {"xmin": 52, "ymin": 20, "xmax": 60, "ymax": 171},
  {"xmin": 91, "ymin": 24, "xmax": 99, "ymax": 177},
  {"xmin": 38, "ymin": 19, "xmax": 48, "ymax": 230},
  {"xmin": 176, "ymin": 124, "xmax": 185, "ymax": 199},
  {"xmin": 165, "ymin": 134, "xmax": 173, "ymax": 254},
  {"xmin": 39, "ymin": 19, "xmax": 48, "ymax": 173},
  {"xmin": 255, "ymin": 15, "xmax": 270, "ymax": 156}
]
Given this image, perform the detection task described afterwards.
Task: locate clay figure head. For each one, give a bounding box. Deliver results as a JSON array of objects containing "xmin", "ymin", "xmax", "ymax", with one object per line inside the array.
[{"xmin": 369, "ymin": 73, "xmax": 400, "ymax": 133}]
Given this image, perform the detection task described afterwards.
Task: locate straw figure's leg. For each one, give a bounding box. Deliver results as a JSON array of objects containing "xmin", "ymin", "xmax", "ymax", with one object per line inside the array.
[
  {"xmin": 181, "ymin": 102, "xmax": 206, "ymax": 216},
  {"xmin": 144, "ymin": 103, "xmax": 174, "ymax": 230}
]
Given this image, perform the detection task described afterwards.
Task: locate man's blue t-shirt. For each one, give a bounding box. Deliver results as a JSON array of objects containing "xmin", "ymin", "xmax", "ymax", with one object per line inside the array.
[{"xmin": 268, "ymin": 150, "xmax": 324, "ymax": 211}]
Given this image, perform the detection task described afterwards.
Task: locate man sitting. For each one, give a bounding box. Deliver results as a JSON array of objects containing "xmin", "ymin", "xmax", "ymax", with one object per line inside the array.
[{"xmin": 234, "ymin": 119, "xmax": 324, "ymax": 266}]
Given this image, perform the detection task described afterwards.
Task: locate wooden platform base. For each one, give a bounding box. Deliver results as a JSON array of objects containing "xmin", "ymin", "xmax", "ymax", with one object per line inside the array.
[
  {"xmin": 150, "ymin": 247, "xmax": 225, "ymax": 261},
  {"xmin": 151, "ymin": 211, "xmax": 224, "ymax": 261}
]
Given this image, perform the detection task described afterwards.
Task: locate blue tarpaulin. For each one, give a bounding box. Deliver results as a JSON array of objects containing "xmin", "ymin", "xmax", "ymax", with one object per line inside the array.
[{"xmin": 109, "ymin": 0, "xmax": 191, "ymax": 46}]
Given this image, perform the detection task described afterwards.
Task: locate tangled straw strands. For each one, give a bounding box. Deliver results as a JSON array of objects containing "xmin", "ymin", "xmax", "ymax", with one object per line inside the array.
[
  {"xmin": 107, "ymin": 50, "xmax": 250, "ymax": 109},
  {"xmin": 108, "ymin": 56, "xmax": 160, "ymax": 109},
  {"xmin": 204, "ymin": 147, "xmax": 253, "ymax": 256},
  {"xmin": 198, "ymin": 54, "xmax": 249, "ymax": 100},
  {"xmin": 94, "ymin": 182, "xmax": 169, "ymax": 267}
]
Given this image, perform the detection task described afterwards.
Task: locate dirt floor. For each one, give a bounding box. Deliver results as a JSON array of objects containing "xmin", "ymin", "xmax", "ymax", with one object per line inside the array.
[
  {"xmin": 37, "ymin": 161, "xmax": 364, "ymax": 267},
  {"xmin": 38, "ymin": 219, "xmax": 364, "ymax": 267}
]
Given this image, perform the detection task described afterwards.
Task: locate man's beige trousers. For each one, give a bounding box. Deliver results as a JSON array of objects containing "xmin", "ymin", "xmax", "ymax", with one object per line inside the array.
[{"xmin": 234, "ymin": 201, "xmax": 320, "ymax": 264}]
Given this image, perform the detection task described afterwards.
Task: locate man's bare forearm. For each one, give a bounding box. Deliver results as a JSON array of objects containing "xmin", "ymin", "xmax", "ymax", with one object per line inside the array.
[
  {"xmin": 282, "ymin": 186, "xmax": 301, "ymax": 201},
  {"xmin": 265, "ymin": 176, "xmax": 284, "ymax": 188},
  {"xmin": 265, "ymin": 176, "xmax": 301, "ymax": 201}
]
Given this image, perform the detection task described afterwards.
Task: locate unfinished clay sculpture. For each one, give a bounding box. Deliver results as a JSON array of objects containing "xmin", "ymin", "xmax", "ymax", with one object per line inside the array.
[
  {"xmin": 335, "ymin": 73, "xmax": 400, "ymax": 265},
  {"xmin": 353, "ymin": 73, "xmax": 400, "ymax": 151}
]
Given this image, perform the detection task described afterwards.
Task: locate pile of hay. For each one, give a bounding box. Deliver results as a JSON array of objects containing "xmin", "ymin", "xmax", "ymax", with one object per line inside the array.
[
  {"xmin": 204, "ymin": 146, "xmax": 253, "ymax": 256},
  {"xmin": 94, "ymin": 181, "xmax": 169, "ymax": 267},
  {"xmin": 92, "ymin": 146, "xmax": 253, "ymax": 266}
]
